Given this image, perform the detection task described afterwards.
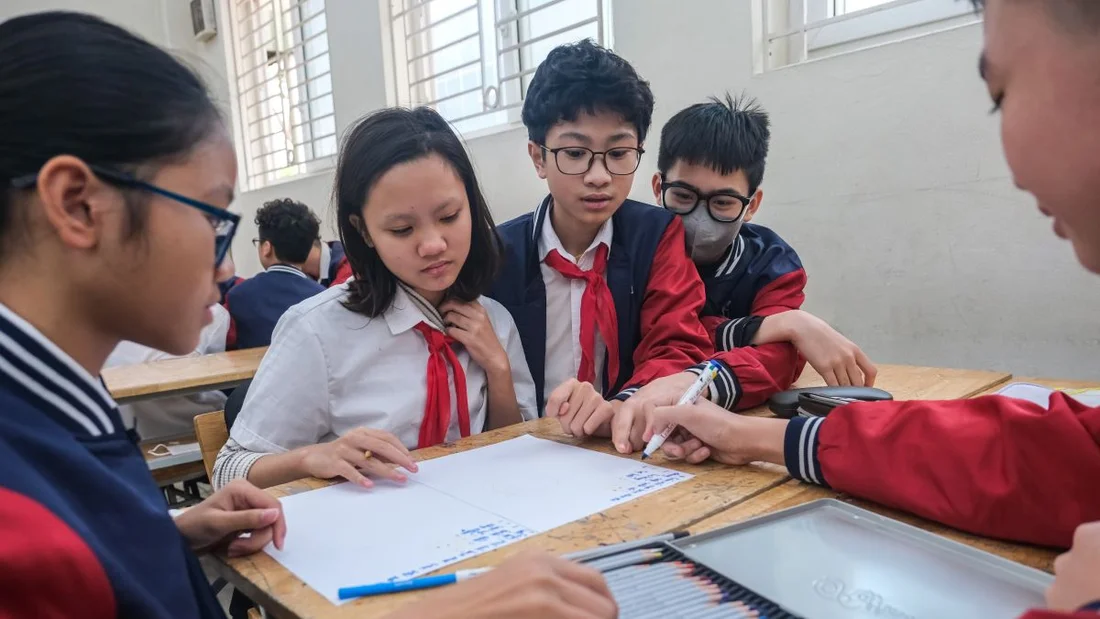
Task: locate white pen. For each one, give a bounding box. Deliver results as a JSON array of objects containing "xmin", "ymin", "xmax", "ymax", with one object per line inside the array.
[{"xmin": 641, "ymin": 361, "xmax": 720, "ymax": 460}]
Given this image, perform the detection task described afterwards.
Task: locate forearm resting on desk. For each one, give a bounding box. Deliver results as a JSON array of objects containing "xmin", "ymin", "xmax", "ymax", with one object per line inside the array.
[{"xmin": 212, "ymin": 439, "xmax": 281, "ymax": 489}]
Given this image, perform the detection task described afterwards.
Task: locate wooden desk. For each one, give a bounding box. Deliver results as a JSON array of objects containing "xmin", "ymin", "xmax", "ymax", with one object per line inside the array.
[
  {"xmin": 978, "ymin": 376, "xmax": 1100, "ymax": 396},
  {"xmin": 693, "ymin": 481, "xmax": 1059, "ymax": 573},
  {"xmin": 213, "ymin": 364, "xmax": 1014, "ymax": 619},
  {"xmin": 215, "ymin": 418, "xmax": 791, "ymax": 619},
  {"xmin": 103, "ymin": 346, "xmax": 266, "ymax": 404},
  {"xmin": 795, "ymin": 364, "xmax": 1011, "ymax": 400}
]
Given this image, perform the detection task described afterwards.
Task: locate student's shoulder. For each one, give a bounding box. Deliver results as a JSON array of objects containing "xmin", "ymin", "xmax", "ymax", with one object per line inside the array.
[
  {"xmin": 477, "ymin": 296, "xmax": 520, "ymax": 337},
  {"xmin": 277, "ymin": 284, "xmax": 356, "ymax": 328},
  {"xmin": 741, "ymin": 223, "xmax": 802, "ymax": 263},
  {"xmin": 613, "ymin": 199, "xmax": 676, "ymax": 235},
  {"xmin": 495, "ymin": 211, "xmax": 535, "ymax": 242}
]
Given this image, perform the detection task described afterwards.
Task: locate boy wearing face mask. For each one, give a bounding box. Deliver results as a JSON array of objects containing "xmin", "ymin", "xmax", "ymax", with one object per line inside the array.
[{"xmin": 652, "ymin": 95, "xmax": 875, "ymax": 410}]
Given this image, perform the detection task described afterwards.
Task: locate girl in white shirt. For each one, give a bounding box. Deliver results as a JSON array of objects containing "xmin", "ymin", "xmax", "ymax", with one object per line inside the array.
[{"xmin": 214, "ymin": 107, "xmax": 538, "ymax": 490}]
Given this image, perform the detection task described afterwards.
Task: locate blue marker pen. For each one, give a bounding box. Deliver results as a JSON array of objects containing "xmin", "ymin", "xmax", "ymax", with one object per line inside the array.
[{"xmin": 337, "ymin": 567, "xmax": 492, "ymax": 600}]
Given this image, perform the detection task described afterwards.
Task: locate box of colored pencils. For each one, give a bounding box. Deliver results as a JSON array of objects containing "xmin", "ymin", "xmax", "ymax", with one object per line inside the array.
[{"xmin": 580, "ymin": 500, "xmax": 1053, "ymax": 619}]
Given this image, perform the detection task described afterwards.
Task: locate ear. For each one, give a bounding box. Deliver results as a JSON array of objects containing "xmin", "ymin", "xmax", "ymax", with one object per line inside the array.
[
  {"xmin": 743, "ymin": 189, "xmax": 763, "ymax": 223},
  {"xmin": 35, "ymin": 155, "xmax": 113, "ymax": 252},
  {"xmin": 528, "ymin": 141, "xmax": 548, "ymax": 179},
  {"xmin": 259, "ymin": 240, "xmax": 274, "ymax": 262},
  {"xmin": 651, "ymin": 172, "xmax": 663, "ymax": 204},
  {"xmin": 349, "ymin": 214, "xmax": 374, "ymax": 248}
]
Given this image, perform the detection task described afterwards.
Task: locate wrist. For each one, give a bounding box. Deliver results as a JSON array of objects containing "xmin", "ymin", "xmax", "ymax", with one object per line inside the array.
[
  {"xmin": 744, "ymin": 417, "xmax": 788, "ymax": 465},
  {"xmin": 485, "ymin": 356, "xmax": 511, "ymax": 379}
]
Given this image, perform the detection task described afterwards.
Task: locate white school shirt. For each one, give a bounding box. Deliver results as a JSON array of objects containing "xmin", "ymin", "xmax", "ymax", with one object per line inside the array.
[
  {"xmin": 229, "ymin": 284, "xmax": 538, "ymax": 454},
  {"xmin": 538, "ymin": 209, "xmax": 614, "ymax": 406},
  {"xmin": 105, "ymin": 304, "xmax": 230, "ymax": 439}
]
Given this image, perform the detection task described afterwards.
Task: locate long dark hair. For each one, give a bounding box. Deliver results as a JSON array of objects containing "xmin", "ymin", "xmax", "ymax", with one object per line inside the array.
[
  {"xmin": 0, "ymin": 11, "xmax": 222, "ymax": 256},
  {"xmin": 335, "ymin": 107, "xmax": 502, "ymax": 317}
]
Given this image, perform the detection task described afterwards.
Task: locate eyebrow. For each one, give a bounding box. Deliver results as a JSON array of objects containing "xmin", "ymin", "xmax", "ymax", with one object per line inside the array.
[
  {"xmin": 205, "ymin": 186, "xmax": 235, "ymax": 206},
  {"xmin": 382, "ymin": 199, "xmax": 456, "ymax": 224},
  {"xmin": 556, "ymin": 131, "xmax": 592, "ymax": 145},
  {"xmin": 666, "ymin": 179, "xmax": 745, "ymax": 197}
]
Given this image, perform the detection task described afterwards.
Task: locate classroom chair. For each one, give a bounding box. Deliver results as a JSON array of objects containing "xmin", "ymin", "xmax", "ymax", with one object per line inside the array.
[{"xmin": 193, "ymin": 410, "xmax": 229, "ymax": 481}]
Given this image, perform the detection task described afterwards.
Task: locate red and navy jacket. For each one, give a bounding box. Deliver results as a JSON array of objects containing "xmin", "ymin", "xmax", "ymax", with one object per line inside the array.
[
  {"xmin": 488, "ymin": 196, "xmax": 714, "ymax": 412},
  {"xmin": 0, "ymin": 304, "xmax": 224, "ymax": 618},
  {"xmin": 697, "ymin": 223, "xmax": 807, "ymax": 411},
  {"xmin": 320, "ymin": 240, "xmax": 348, "ymax": 288},
  {"xmin": 225, "ymin": 264, "xmax": 324, "ymax": 349},
  {"xmin": 783, "ymin": 394, "xmax": 1100, "ymax": 549},
  {"xmin": 217, "ymin": 276, "xmax": 244, "ymax": 304}
]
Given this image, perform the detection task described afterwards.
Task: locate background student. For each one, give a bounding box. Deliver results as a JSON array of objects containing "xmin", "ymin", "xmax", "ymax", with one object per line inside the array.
[
  {"xmin": 224, "ymin": 198, "xmax": 325, "ymax": 349},
  {"xmin": 214, "ymin": 107, "xmax": 538, "ymax": 490},
  {"xmin": 304, "ymin": 238, "xmax": 348, "ymax": 287},
  {"xmin": 490, "ymin": 40, "xmax": 714, "ymax": 440}
]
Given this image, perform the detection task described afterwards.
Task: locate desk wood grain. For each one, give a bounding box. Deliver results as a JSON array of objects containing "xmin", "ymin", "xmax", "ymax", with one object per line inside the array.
[
  {"xmin": 103, "ymin": 347, "xmax": 266, "ymax": 404},
  {"xmin": 795, "ymin": 364, "xmax": 1011, "ymax": 400}
]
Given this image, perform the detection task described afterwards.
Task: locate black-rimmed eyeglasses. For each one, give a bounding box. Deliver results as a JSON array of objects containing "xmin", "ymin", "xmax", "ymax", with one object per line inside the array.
[
  {"xmin": 11, "ymin": 165, "xmax": 240, "ymax": 266},
  {"xmin": 660, "ymin": 178, "xmax": 751, "ymax": 223},
  {"xmin": 539, "ymin": 145, "xmax": 645, "ymax": 176}
]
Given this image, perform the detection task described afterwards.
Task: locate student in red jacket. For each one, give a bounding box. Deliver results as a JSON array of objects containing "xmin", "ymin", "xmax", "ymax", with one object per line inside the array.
[
  {"xmin": 642, "ymin": 0, "xmax": 1100, "ymax": 614},
  {"xmin": 654, "ymin": 94, "xmax": 876, "ymax": 410}
]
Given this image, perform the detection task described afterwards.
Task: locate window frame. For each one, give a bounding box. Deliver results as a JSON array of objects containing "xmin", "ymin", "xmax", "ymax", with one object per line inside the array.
[
  {"xmin": 222, "ymin": 0, "xmax": 338, "ymax": 191},
  {"xmin": 382, "ymin": 0, "xmax": 612, "ymax": 139}
]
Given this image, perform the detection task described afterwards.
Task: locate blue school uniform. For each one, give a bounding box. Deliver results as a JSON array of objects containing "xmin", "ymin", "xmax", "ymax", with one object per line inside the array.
[
  {"xmin": 0, "ymin": 303, "xmax": 224, "ymax": 617},
  {"xmin": 225, "ymin": 264, "xmax": 324, "ymax": 349}
]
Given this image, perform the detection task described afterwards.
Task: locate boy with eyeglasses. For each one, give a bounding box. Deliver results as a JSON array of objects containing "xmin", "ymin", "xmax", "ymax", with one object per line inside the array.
[
  {"xmin": 634, "ymin": 96, "xmax": 876, "ymax": 411},
  {"xmin": 489, "ymin": 40, "xmax": 713, "ymax": 436}
]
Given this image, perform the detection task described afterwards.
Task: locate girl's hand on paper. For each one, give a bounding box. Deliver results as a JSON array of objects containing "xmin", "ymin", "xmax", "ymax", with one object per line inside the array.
[
  {"xmin": 546, "ymin": 379, "xmax": 616, "ymax": 440},
  {"xmin": 384, "ymin": 551, "xmax": 617, "ymax": 619},
  {"xmin": 299, "ymin": 428, "xmax": 418, "ymax": 489},
  {"xmin": 441, "ymin": 300, "xmax": 508, "ymax": 375},
  {"xmin": 174, "ymin": 479, "xmax": 287, "ymax": 558}
]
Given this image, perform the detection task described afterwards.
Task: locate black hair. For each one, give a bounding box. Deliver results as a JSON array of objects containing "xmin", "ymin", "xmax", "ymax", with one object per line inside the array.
[
  {"xmin": 521, "ymin": 39, "xmax": 655, "ymax": 146},
  {"xmin": 334, "ymin": 107, "xmax": 502, "ymax": 318},
  {"xmin": 658, "ymin": 93, "xmax": 771, "ymax": 195},
  {"xmin": 255, "ymin": 198, "xmax": 320, "ymax": 264},
  {"xmin": 0, "ymin": 12, "xmax": 222, "ymax": 256},
  {"xmin": 971, "ymin": 0, "xmax": 1100, "ymax": 32}
]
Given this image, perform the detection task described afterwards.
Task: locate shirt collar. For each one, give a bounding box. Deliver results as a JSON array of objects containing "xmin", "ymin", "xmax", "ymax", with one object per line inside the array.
[
  {"xmin": 0, "ymin": 302, "xmax": 119, "ymax": 437},
  {"xmin": 537, "ymin": 200, "xmax": 614, "ymax": 265},
  {"xmin": 384, "ymin": 283, "xmax": 447, "ymax": 335},
  {"xmin": 266, "ymin": 264, "xmax": 309, "ymax": 279}
]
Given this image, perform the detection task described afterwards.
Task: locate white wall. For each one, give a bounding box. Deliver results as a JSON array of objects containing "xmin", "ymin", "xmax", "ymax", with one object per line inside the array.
[
  {"xmin": 12, "ymin": 0, "xmax": 1098, "ymax": 379},
  {"xmin": 0, "ymin": 0, "xmax": 165, "ymax": 41}
]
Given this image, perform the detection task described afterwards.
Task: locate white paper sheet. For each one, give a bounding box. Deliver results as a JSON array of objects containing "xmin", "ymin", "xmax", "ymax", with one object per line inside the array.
[
  {"xmin": 268, "ymin": 434, "xmax": 692, "ymax": 603},
  {"xmin": 996, "ymin": 382, "xmax": 1100, "ymax": 407}
]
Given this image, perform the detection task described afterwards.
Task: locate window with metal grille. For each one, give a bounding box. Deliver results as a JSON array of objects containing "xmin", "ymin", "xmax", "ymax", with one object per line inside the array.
[
  {"xmin": 385, "ymin": 0, "xmax": 610, "ymax": 136},
  {"xmin": 761, "ymin": 0, "xmax": 977, "ymax": 71},
  {"xmin": 226, "ymin": 0, "xmax": 336, "ymax": 190}
]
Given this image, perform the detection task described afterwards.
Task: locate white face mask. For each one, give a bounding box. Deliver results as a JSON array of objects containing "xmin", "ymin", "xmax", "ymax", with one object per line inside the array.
[{"xmin": 680, "ymin": 206, "xmax": 744, "ymax": 265}]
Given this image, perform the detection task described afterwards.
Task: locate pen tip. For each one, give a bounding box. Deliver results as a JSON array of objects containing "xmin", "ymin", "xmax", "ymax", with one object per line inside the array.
[{"xmin": 640, "ymin": 453, "xmax": 649, "ymax": 460}]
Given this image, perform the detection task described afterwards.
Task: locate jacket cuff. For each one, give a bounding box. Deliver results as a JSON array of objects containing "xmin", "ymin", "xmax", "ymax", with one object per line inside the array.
[
  {"xmin": 612, "ymin": 387, "xmax": 640, "ymax": 402},
  {"xmin": 784, "ymin": 415, "xmax": 830, "ymax": 487},
  {"xmin": 715, "ymin": 316, "xmax": 765, "ymax": 350},
  {"xmin": 687, "ymin": 360, "xmax": 741, "ymax": 411},
  {"xmin": 1079, "ymin": 601, "xmax": 1100, "ymax": 612}
]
